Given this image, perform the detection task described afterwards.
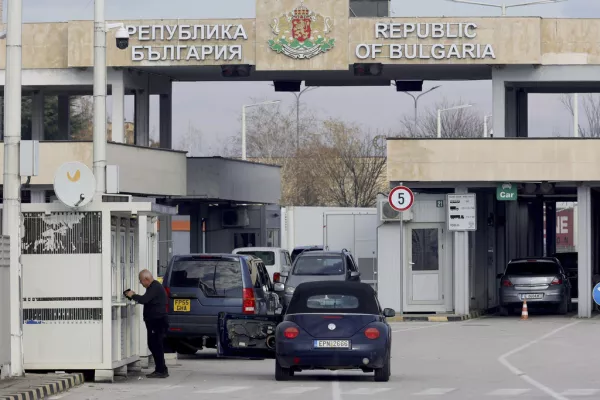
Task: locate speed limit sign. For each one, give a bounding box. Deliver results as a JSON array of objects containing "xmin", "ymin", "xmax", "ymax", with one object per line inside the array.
[{"xmin": 388, "ymin": 186, "xmax": 414, "ymax": 212}]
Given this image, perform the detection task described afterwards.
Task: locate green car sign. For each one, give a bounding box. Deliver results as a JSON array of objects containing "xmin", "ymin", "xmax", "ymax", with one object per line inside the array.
[{"xmin": 497, "ymin": 183, "xmax": 517, "ymax": 201}]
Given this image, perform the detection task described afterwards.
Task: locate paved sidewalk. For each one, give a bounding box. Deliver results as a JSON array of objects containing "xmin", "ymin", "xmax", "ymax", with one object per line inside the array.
[{"xmin": 0, "ymin": 373, "xmax": 84, "ymax": 400}]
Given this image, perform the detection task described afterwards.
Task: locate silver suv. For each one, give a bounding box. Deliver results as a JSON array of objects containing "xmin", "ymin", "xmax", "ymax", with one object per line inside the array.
[{"xmin": 497, "ymin": 257, "xmax": 572, "ymax": 315}]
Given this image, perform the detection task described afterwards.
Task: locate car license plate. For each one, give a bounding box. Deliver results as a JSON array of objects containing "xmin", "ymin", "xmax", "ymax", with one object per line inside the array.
[
  {"xmin": 313, "ymin": 340, "xmax": 350, "ymax": 349},
  {"xmin": 521, "ymin": 294, "xmax": 543, "ymax": 300},
  {"xmin": 173, "ymin": 299, "xmax": 190, "ymax": 312}
]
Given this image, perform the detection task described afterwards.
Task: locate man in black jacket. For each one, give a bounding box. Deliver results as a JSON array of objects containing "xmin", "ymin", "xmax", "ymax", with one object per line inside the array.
[{"xmin": 125, "ymin": 269, "xmax": 169, "ymax": 378}]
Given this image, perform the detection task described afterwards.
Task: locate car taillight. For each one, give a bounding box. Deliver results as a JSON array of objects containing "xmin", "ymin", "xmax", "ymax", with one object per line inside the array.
[
  {"xmin": 365, "ymin": 327, "xmax": 380, "ymax": 340},
  {"xmin": 273, "ymin": 272, "xmax": 281, "ymax": 283},
  {"xmin": 551, "ymin": 277, "xmax": 563, "ymax": 285},
  {"xmin": 164, "ymin": 287, "xmax": 171, "ymax": 312},
  {"xmin": 284, "ymin": 327, "xmax": 299, "ymax": 339},
  {"xmin": 242, "ymin": 288, "xmax": 256, "ymax": 314},
  {"xmin": 502, "ymin": 279, "xmax": 513, "ymax": 287}
]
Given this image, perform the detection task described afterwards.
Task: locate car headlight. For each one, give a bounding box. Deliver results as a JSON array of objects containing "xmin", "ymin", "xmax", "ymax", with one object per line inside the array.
[{"xmin": 285, "ymin": 286, "xmax": 295, "ymax": 295}]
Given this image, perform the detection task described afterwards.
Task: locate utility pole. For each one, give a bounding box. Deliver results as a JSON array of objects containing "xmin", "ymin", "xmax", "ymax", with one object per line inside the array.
[
  {"xmin": 3, "ymin": 0, "xmax": 24, "ymax": 377},
  {"xmin": 397, "ymin": 85, "xmax": 441, "ymax": 130},
  {"xmin": 93, "ymin": 0, "xmax": 107, "ymax": 195}
]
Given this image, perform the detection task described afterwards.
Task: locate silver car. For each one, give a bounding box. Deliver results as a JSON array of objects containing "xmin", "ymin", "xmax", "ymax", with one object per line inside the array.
[
  {"xmin": 498, "ymin": 257, "xmax": 572, "ymax": 315},
  {"xmin": 278, "ymin": 250, "xmax": 361, "ymax": 307}
]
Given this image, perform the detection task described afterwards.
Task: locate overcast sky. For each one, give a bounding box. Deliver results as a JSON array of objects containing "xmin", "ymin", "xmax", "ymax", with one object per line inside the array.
[{"xmin": 8, "ymin": 0, "xmax": 600, "ymax": 153}]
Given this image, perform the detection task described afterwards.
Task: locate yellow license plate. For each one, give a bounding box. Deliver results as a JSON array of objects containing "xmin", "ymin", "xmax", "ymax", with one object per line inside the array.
[{"xmin": 174, "ymin": 299, "xmax": 191, "ymax": 312}]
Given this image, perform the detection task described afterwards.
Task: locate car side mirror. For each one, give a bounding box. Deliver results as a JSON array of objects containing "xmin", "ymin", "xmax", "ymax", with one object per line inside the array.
[
  {"xmin": 496, "ymin": 273, "xmax": 503, "ymax": 279},
  {"xmin": 274, "ymin": 283, "xmax": 285, "ymax": 292},
  {"xmin": 383, "ymin": 308, "xmax": 395, "ymax": 318},
  {"xmin": 350, "ymin": 271, "xmax": 360, "ymax": 278}
]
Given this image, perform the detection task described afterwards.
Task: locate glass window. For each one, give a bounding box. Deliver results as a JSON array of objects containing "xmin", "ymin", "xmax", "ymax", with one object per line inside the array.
[
  {"xmin": 234, "ymin": 233, "xmax": 256, "ymax": 248},
  {"xmin": 170, "ymin": 259, "xmax": 242, "ymax": 297},
  {"xmin": 129, "ymin": 234, "xmax": 135, "ymax": 263},
  {"xmin": 237, "ymin": 251, "xmax": 275, "ymax": 266},
  {"xmin": 282, "ymin": 252, "xmax": 291, "ymax": 267},
  {"xmin": 411, "ymin": 229, "xmax": 439, "ymax": 271},
  {"xmin": 306, "ymin": 295, "xmax": 360, "ymax": 309},
  {"xmin": 266, "ymin": 229, "xmax": 280, "ymax": 247},
  {"xmin": 506, "ymin": 261, "xmax": 561, "ymax": 276},
  {"xmin": 120, "ymin": 233, "xmax": 126, "ymax": 263},
  {"xmin": 293, "ymin": 255, "xmax": 345, "ymax": 276}
]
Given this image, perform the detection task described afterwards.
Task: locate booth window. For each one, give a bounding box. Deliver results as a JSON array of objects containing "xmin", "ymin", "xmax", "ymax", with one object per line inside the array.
[{"xmin": 411, "ymin": 229, "xmax": 439, "ymax": 271}]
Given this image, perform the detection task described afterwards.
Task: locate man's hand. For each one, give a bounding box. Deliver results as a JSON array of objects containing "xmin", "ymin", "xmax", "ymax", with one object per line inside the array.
[{"xmin": 125, "ymin": 290, "xmax": 135, "ymax": 298}]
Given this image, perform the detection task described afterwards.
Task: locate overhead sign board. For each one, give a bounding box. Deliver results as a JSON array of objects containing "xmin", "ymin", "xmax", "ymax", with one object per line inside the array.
[
  {"xmin": 447, "ymin": 194, "xmax": 476, "ymax": 231},
  {"xmin": 388, "ymin": 186, "xmax": 414, "ymax": 212},
  {"xmin": 497, "ymin": 183, "xmax": 517, "ymax": 201}
]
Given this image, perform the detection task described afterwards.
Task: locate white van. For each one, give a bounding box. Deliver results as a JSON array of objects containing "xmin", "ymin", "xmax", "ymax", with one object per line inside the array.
[{"xmin": 232, "ymin": 247, "xmax": 292, "ymax": 283}]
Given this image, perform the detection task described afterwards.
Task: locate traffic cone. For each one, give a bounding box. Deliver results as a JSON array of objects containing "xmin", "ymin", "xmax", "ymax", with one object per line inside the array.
[{"xmin": 520, "ymin": 300, "xmax": 529, "ymax": 320}]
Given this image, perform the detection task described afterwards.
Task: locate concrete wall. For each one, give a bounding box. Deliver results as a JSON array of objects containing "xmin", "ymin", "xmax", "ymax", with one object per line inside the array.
[
  {"xmin": 0, "ymin": 142, "xmax": 187, "ymax": 196},
  {"xmin": 388, "ymin": 138, "xmax": 600, "ymax": 183},
  {"xmin": 6, "ymin": 16, "xmax": 600, "ymax": 70},
  {"xmin": 186, "ymin": 158, "xmax": 281, "ymax": 204}
]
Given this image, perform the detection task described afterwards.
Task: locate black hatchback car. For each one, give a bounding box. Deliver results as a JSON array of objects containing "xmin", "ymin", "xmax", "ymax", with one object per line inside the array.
[{"xmin": 162, "ymin": 254, "xmax": 282, "ymax": 354}]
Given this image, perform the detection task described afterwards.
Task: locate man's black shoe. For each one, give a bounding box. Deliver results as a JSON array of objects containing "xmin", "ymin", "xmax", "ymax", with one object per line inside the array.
[{"xmin": 147, "ymin": 371, "xmax": 169, "ymax": 379}]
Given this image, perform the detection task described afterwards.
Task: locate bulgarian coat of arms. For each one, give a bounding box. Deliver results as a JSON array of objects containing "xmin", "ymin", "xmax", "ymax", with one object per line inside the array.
[{"xmin": 268, "ymin": 2, "xmax": 335, "ymax": 59}]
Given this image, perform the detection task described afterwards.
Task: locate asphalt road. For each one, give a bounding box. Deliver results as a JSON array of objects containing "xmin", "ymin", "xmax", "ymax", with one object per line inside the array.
[{"xmin": 55, "ymin": 313, "xmax": 600, "ymax": 400}]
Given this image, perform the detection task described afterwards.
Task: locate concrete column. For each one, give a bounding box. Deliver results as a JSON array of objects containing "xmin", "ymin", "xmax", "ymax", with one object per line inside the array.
[
  {"xmin": 57, "ymin": 95, "xmax": 70, "ymax": 139},
  {"xmin": 31, "ymin": 91, "xmax": 44, "ymax": 140},
  {"xmin": 134, "ymin": 89, "xmax": 150, "ymax": 146},
  {"xmin": 545, "ymin": 202, "xmax": 557, "ymax": 257},
  {"xmin": 528, "ymin": 197, "xmax": 544, "ymax": 256},
  {"xmin": 158, "ymin": 215, "xmax": 172, "ymax": 275},
  {"xmin": 491, "ymin": 69, "xmax": 506, "ymax": 138},
  {"xmin": 159, "ymin": 92, "xmax": 172, "ymax": 149},
  {"xmin": 577, "ymin": 185, "xmax": 592, "ymax": 318},
  {"xmin": 111, "ymin": 78, "xmax": 125, "ymax": 143},
  {"xmin": 30, "ymin": 190, "xmax": 45, "ymax": 204},
  {"xmin": 453, "ymin": 187, "xmax": 470, "ymax": 316}
]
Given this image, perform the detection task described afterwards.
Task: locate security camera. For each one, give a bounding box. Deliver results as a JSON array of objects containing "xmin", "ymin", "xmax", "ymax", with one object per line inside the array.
[{"xmin": 115, "ymin": 27, "xmax": 129, "ymax": 50}]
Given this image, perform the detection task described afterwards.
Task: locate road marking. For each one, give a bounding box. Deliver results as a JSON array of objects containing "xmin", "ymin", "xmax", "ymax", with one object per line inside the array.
[
  {"xmin": 331, "ymin": 371, "xmax": 342, "ymax": 400},
  {"xmin": 414, "ymin": 388, "xmax": 457, "ymax": 395},
  {"xmin": 341, "ymin": 388, "xmax": 391, "ymax": 395},
  {"xmin": 561, "ymin": 389, "xmax": 600, "ymax": 396},
  {"xmin": 487, "ymin": 389, "xmax": 531, "ymax": 396},
  {"xmin": 271, "ymin": 387, "xmax": 321, "ymax": 394},
  {"xmin": 497, "ymin": 320, "xmax": 581, "ymax": 400},
  {"xmin": 194, "ymin": 386, "xmax": 250, "ymax": 393},
  {"xmin": 392, "ymin": 323, "xmax": 450, "ymax": 333}
]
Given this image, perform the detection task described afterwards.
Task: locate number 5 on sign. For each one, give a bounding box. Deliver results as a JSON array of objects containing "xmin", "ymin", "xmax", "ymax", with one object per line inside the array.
[{"xmin": 388, "ymin": 186, "xmax": 414, "ymax": 212}]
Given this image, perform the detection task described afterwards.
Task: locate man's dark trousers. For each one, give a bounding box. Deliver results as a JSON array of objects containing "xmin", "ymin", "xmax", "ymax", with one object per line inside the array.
[{"xmin": 146, "ymin": 317, "xmax": 168, "ymax": 374}]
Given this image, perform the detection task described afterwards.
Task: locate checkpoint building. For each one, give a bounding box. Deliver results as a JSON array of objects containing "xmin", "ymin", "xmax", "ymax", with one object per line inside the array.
[{"xmin": 0, "ymin": 0, "xmax": 599, "ymax": 380}]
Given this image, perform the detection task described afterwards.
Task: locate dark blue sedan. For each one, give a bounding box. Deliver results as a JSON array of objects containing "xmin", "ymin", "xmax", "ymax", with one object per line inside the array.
[{"xmin": 217, "ymin": 281, "xmax": 395, "ymax": 382}]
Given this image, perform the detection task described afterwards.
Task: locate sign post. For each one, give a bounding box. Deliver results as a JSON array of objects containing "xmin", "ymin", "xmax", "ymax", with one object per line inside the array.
[{"xmin": 388, "ymin": 186, "xmax": 415, "ymax": 212}]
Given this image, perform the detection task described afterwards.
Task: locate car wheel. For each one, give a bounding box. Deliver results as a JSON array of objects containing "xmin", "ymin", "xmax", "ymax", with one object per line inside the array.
[
  {"xmin": 374, "ymin": 355, "xmax": 391, "ymax": 382},
  {"xmin": 275, "ymin": 359, "xmax": 292, "ymax": 381},
  {"xmin": 557, "ymin": 298, "xmax": 568, "ymax": 315}
]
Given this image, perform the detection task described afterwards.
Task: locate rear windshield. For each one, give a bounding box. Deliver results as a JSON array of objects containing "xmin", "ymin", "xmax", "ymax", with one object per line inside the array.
[
  {"xmin": 307, "ymin": 295, "xmax": 359, "ymax": 310},
  {"xmin": 506, "ymin": 261, "xmax": 560, "ymax": 276},
  {"xmin": 293, "ymin": 256, "xmax": 345, "ymax": 276},
  {"xmin": 237, "ymin": 251, "xmax": 275, "ymax": 266},
  {"xmin": 169, "ymin": 259, "xmax": 242, "ymax": 297}
]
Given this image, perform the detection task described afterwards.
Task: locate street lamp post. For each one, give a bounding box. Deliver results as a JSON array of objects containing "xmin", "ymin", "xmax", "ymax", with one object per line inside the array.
[
  {"xmin": 437, "ymin": 104, "xmax": 472, "ymax": 138},
  {"xmin": 242, "ymin": 100, "xmax": 280, "ymax": 160},
  {"xmin": 289, "ymin": 87, "xmax": 318, "ymax": 152},
  {"xmin": 445, "ymin": 0, "xmax": 566, "ymax": 15},
  {"xmin": 397, "ymin": 85, "xmax": 442, "ymax": 128}
]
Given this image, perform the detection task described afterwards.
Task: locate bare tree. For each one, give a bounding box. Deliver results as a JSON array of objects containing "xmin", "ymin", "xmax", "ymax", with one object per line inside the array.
[
  {"xmin": 174, "ymin": 121, "xmax": 208, "ymax": 156},
  {"xmin": 560, "ymin": 93, "xmax": 600, "ymax": 137},
  {"xmin": 398, "ymin": 98, "xmax": 484, "ymax": 138},
  {"xmin": 307, "ymin": 119, "xmax": 388, "ymax": 208}
]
